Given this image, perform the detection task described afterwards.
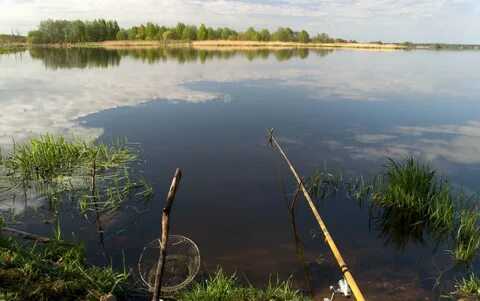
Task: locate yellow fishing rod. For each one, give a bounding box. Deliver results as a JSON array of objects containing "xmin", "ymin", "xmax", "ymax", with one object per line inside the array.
[{"xmin": 268, "ymin": 129, "xmax": 366, "ymax": 301}]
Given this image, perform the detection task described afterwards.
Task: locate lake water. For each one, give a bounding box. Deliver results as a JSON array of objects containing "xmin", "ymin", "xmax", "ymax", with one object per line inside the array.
[{"xmin": 1, "ymin": 47, "xmax": 480, "ymax": 300}]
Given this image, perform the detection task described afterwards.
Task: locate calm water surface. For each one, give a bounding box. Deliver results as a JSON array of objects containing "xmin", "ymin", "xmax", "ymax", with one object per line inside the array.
[{"xmin": 1, "ymin": 47, "xmax": 480, "ymax": 300}]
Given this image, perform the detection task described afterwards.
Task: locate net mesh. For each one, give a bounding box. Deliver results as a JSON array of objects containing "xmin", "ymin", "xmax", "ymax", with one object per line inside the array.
[{"xmin": 138, "ymin": 235, "xmax": 200, "ymax": 293}]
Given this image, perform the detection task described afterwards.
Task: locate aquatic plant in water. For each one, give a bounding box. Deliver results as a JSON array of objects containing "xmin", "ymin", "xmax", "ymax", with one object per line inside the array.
[
  {"xmin": 306, "ymin": 169, "xmax": 343, "ymax": 201},
  {"xmin": 372, "ymin": 158, "xmax": 454, "ymax": 236},
  {"xmin": 0, "ymin": 135, "xmax": 152, "ymax": 214},
  {"xmin": 452, "ymin": 273, "xmax": 480, "ymax": 299},
  {"xmin": 0, "ymin": 135, "xmax": 149, "ymax": 300},
  {"xmin": 1, "ymin": 135, "xmax": 134, "ymax": 181},
  {"xmin": 454, "ymin": 209, "xmax": 480, "ymax": 263}
]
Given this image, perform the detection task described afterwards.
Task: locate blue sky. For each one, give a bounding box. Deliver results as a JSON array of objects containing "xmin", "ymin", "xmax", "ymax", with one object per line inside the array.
[{"xmin": 0, "ymin": 0, "xmax": 479, "ymax": 43}]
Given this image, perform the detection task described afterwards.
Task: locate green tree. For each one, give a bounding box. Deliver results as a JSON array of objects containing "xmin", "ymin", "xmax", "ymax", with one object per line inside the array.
[
  {"xmin": 136, "ymin": 25, "xmax": 146, "ymax": 40},
  {"xmin": 207, "ymin": 27, "xmax": 218, "ymax": 40},
  {"xmin": 219, "ymin": 27, "xmax": 235, "ymax": 40},
  {"xmin": 27, "ymin": 30, "xmax": 45, "ymax": 44},
  {"xmin": 106, "ymin": 20, "xmax": 119, "ymax": 40},
  {"xmin": 116, "ymin": 29, "xmax": 128, "ymax": 40},
  {"xmin": 163, "ymin": 30, "xmax": 174, "ymax": 42},
  {"xmin": 259, "ymin": 29, "xmax": 271, "ymax": 41},
  {"xmin": 145, "ymin": 22, "xmax": 158, "ymax": 40},
  {"xmin": 197, "ymin": 24, "xmax": 207, "ymax": 40},
  {"xmin": 244, "ymin": 27, "xmax": 259, "ymax": 41},
  {"xmin": 182, "ymin": 25, "xmax": 197, "ymax": 41},
  {"xmin": 272, "ymin": 27, "xmax": 294, "ymax": 42},
  {"xmin": 298, "ymin": 30, "xmax": 310, "ymax": 43},
  {"xmin": 127, "ymin": 27, "xmax": 137, "ymax": 40},
  {"xmin": 313, "ymin": 33, "xmax": 333, "ymax": 43},
  {"xmin": 175, "ymin": 22, "xmax": 186, "ymax": 39}
]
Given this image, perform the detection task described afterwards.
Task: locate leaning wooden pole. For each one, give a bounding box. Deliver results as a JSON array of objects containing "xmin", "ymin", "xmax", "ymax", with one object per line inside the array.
[
  {"xmin": 268, "ymin": 129, "xmax": 366, "ymax": 301},
  {"xmin": 152, "ymin": 168, "xmax": 183, "ymax": 301}
]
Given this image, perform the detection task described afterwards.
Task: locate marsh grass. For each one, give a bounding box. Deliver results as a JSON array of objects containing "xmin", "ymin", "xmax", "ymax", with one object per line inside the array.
[
  {"xmin": 454, "ymin": 210, "xmax": 480, "ymax": 263},
  {"xmin": 372, "ymin": 158, "xmax": 455, "ymax": 236},
  {"xmin": 306, "ymin": 169, "xmax": 343, "ymax": 201},
  {"xmin": 0, "ymin": 135, "xmax": 152, "ymax": 214},
  {"xmin": 0, "ymin": 230, "xmax": 130, "ymax": 300},
  {"xmin": 2, "ymin": 135, "xmax": 135, "ymax": 182},
  {"xmin": 178, "ymin": 269, "xmax": 310, "ymax": 301},
  {"xmin": 452, "ymin": 273, "xmax": 480, "ymax": 299},
  {"xmin": 308, "ymin": 157, "xmax": 480, "ymax": 264}
]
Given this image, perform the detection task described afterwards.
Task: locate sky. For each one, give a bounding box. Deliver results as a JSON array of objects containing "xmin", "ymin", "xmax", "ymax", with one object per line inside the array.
[{"xmin": 0, "ymin": 0, "xmax": 479, "ymax": 43}]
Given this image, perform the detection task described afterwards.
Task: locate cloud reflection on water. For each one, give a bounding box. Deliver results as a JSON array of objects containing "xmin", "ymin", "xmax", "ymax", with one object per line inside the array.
[
  {"xmin": 1, "ymin": 48, "xmax": 479, "ymax": 170},
  {"xmin": 351, "ymin": 121, "xmax": 480, "ymax": 164}
]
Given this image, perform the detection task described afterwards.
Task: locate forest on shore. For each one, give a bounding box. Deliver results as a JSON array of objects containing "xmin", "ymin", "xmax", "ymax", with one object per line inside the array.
[{"xmin": 26, "ymin": 19, "xmax": 353, "ymax": 44}]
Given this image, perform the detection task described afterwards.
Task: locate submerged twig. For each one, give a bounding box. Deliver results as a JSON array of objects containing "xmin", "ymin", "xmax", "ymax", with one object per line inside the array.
[{"xmin": 1, "ymin": 226, "xmax": 72, "ymax": 245}]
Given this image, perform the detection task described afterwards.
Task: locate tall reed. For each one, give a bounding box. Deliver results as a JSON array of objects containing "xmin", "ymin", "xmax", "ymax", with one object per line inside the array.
[
  {"xmin": 373, "ymin": 157, "xmax": 454, "ymax": 235},
  {"xmin": 454, "ymin": 209, "xmax": 480, "ymax": 263}
]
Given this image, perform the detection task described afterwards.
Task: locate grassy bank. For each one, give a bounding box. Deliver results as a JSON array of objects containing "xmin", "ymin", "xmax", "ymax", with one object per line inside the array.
[
  {"xmin": 0, "ymin": 230, "xmax": 310, "ymax": 301},
  {"xmin": 0, "ymin": 227, "xmax": 130, "ymax": 300},
  {"xmin": 178, "ymin": 269, "xmax": 310, "ymax": 301}
]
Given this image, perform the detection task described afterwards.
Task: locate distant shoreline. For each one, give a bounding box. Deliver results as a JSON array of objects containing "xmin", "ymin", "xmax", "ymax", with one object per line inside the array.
[
  {"xmin": 2, "ymin": 40, "xmax": 480, "ymax": 52},
  {"xmin": 81, "ymin": 40, "xmax": 410, "ymax": 50}
]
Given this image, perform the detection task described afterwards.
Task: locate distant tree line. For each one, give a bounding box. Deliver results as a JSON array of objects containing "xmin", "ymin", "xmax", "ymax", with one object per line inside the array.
[
  {"xmin": 28, "ymin": 20, "xmax": 120, "ymax": 44},
  {"xmin": 28, "ymin": 19, "xmax": 353, "ymax": 44}
]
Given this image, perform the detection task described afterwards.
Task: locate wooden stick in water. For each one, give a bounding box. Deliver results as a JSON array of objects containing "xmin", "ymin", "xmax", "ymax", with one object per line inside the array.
[
  {"xmin": 1, "ymin": 227, "xmax": 72, "ymax": 246},
  {"xmin": 152, "ymin": 168, "xmax": 182, "ymax": 301},
  {"xmin": 267, "ymin": 129, "xmax": 366, "ymax": 301}
]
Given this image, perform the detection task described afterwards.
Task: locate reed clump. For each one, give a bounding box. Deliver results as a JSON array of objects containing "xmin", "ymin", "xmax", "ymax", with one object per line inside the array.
[
  {"xmin": 2, "ymin": 135, "xmax": 135, "ymax": 182},
  {"xmin": 307, "ymin": 157, "xmax": 480, "ymax": 264},
  {"xmin": 454, "ymin": 210, "xmax": 480, "ymax": 263},
  {"xmin": 306, "ymin": 169, "xmax": 343, "ymax": 200},
  {"xmin": 178, "ymin": 269, "xmax": 310, "ymax": 301},
  {"xmin": 0, "ymin": 135, "xmax": 152, "ymax": 214},
  {"xmin": 372, "ymin": 158, "xmax": 454, "ymax": 235},
  {"xmin": 452, "ymin": 273, "xmax": 480, "ymax": 299}
]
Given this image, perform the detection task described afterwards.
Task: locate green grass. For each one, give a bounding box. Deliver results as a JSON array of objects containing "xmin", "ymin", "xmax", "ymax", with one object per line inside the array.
[
  {"xmin": 452, "ymin": 273, "xmax": 480, "ymax": 299},
  {"xmin": 0, "ymin": 227, "xmax": 129, "ymax": 300},
  {"xmin": 178, "ymin": 269, "xmax": 310, "ymax": 301},
  {"xmin": 306, "ymin": 169, "xmax": 343, "ymax": 200},
  {"xmin": 2, "ymin": 135, "xmax": 135, "ymax": 182},
  {"xmin": 0, "ymin": 135, "xmax": 151, "ymax": 214},
  {"xmin": 308, "ymin": 157, "xmax": 480, "ymax": 265},
  {"xmin": 372, "ymin": 158, "xmax": 454, "ymax": 235},
  {"xmin": 454, "ymin": 210, "xmax": 480, "ymax": 263}
]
